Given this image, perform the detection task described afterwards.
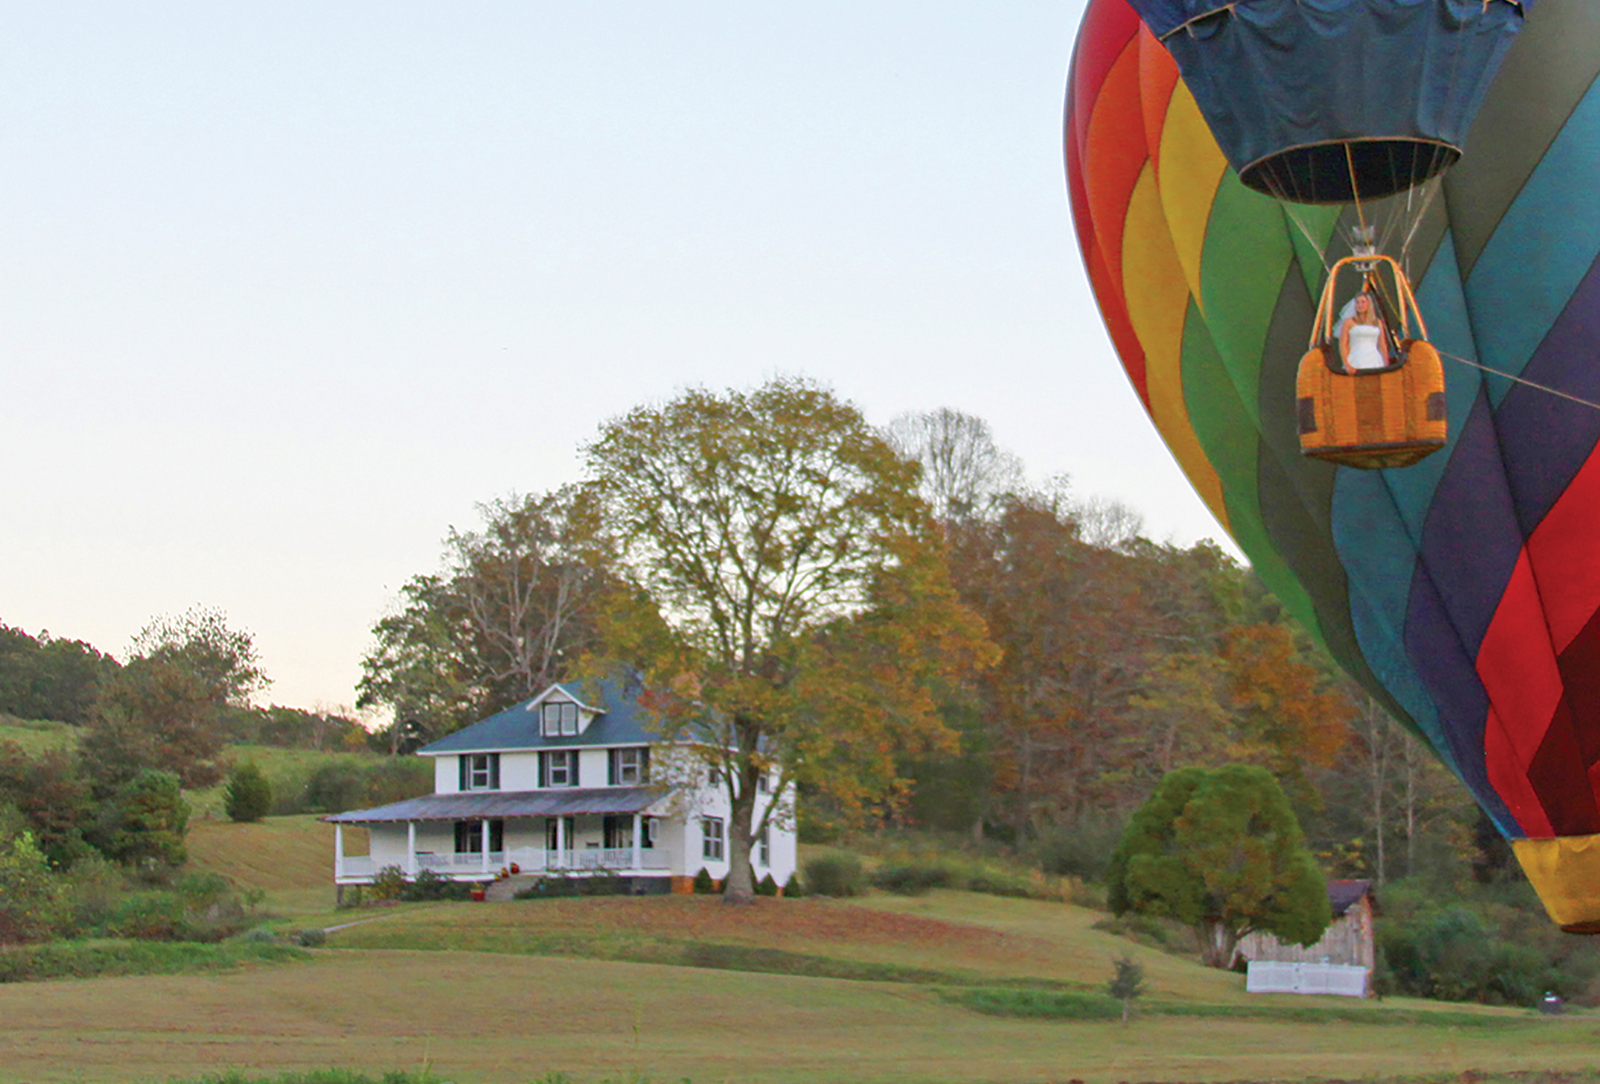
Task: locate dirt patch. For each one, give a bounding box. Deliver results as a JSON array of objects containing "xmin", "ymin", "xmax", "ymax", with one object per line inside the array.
[{"xmin": 431, "ymin": 894, "xmax": 1022, "ymax": 954}]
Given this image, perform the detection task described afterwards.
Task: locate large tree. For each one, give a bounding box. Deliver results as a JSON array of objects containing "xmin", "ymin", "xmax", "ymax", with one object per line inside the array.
[
  {"xmin": 586, "ymin": 377, "xmax": 995, "ymax": 902},
  {"xmin": 1108, "ymin": 764, "xmax": 1331, "ymax": 969},
  {"xmin": 884, "ymin": 407, "xmax": 1022, "ymax": 524},
  {"xmin": 358, "ymin": 488, "xmax": 612, "ymax": 743},
  {"xmin": 82, "ymin": 608, "xmax": 266, "ymax": 789}
]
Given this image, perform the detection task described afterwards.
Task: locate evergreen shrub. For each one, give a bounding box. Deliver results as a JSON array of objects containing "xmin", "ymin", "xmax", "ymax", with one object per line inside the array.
[
  {"xmin": 224, "ymin": 762, "xmax": 273, "ymax": 823},
  {"xmin": 755, "ymin": 872, "xmax": 779, "ymax": 897},
  {"xmin": 692, "ymin": 867, "xmax": 716, "ymax": 894}
]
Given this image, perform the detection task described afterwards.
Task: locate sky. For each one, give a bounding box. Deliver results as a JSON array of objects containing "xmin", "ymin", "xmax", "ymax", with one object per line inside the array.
[{"xmin": 0, "ymin": 2, "xmax": 1229, "ymax": 714}]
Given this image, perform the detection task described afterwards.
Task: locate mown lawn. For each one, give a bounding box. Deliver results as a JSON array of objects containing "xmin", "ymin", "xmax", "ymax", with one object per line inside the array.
[
  {"xmin": 145, "ymin": 815, "xmax": 1600, "ymax": 1084},
  {"xmin": 0, "ymin": 950, "xmax": 1593, "ymax": 1084}
]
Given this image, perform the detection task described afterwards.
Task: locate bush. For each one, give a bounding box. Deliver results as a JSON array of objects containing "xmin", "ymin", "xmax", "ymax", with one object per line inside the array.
[
  {"xmin": 398, "ymin": 867, "xmax": 472, "ymax": 902},
  {"xmin": 224, "ymin": 762, "xmax": 273, "ymax": 823},
  {"xmin": 368, "ymin": 865, "xmax": 405, "ymax": 902},
  {"xmin": 1033, "ymin": 811, "xmax": 1125, "ymax": 882},
  {"xmin": 782, "ymin": 873, "xmax": 804, "ymax": 898},
  {"xmin": 755, "ymin": 873, "xmax": 779, "ymax": 897},
  {"xmin": 513, "ymin": 872, "xmax": 627, "ymax": 900},
  {"xmin": 870, "ymin": 862, "xmax": 952, "ymax": 896},
  {"xmin": 0, "ymin": 830, "xmax": 66, "ymax": 943},
  {"xmin": 304, "ymin": 764, "xmax": 366, "ymax": 814},
  {"xmin": 692, "ymin": 867, "xmax": 716, "ymax": 894},
  {"xmin": 803, "ymin": 852, "xmax": 865, "ymax": 898},
  {"xmin": 294, "ymin": 928, "xmax": 326, "ymax": 947}
]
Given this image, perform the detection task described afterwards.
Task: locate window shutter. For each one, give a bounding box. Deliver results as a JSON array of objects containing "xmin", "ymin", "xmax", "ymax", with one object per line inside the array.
[
  {"xmin": 458, "ymin": 756, "xmax": 468, "ymax": 791},
  {"xmin": 538, "ymin": 752, "xmax": 547, "ymax": 788},
  {"xmin": 607, "ymin": 750, "xmax": 616, "ymax": 786},
  {"xmin": 640, "ymin": 747, "xmax": 650, "ymax": 783},
  {"xmin": 489, "ymin": 754, "xmax": 500, "ymax": 790}
]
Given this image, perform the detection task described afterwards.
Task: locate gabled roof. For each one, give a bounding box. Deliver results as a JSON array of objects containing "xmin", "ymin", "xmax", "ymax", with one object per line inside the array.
[
  {"xmin": 1327, "ymin": 879, "xmax": 1375, "ymax": 917},
  {"xmin": 322, "ymin": 785, "xmax": 662, "ymax": 824},
  {"xmin": 416, "ymin": 677, "xmax": 658, "ymax": 755}
]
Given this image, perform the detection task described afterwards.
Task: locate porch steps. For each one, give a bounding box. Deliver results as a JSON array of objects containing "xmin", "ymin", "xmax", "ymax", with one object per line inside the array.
[{"xmin": 483, "ymin": 875, "xmax": 539, "ymax": 902}]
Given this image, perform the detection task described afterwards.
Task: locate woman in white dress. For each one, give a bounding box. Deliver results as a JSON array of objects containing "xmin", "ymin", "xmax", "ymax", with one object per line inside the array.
[{"xmin": 1339, "ymin": 291, "xmax": 1389, "ymax": 372}]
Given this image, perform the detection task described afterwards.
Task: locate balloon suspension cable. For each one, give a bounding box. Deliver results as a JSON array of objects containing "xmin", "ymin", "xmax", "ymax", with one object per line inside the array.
[
  {"xmin": 1436, "ymin": 349, "xmax": 1600, "ymax": 413},
  {"xmin": 1345, "ymin": 144, "xmax": 1370, "ymax": 239},
  {"xmin": 1282, "ymin": 202, "xmax": 1333, "ymax": 273}
]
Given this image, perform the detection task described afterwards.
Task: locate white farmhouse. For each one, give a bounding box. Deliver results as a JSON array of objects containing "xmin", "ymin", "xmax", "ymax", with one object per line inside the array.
[{"xmin": 325, "ymin": 678, "xmax": 796, "ymax": 896}]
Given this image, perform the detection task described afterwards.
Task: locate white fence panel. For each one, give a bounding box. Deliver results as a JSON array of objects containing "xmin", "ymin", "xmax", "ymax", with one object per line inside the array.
[{"xmin": 1247, "ymin": 961, "xmax": 1368, "ymax": 998}]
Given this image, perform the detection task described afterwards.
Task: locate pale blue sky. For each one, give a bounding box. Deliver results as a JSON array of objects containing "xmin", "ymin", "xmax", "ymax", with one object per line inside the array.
[{"xmin": 0, "ymin": 2, "xmax": 1224, "ymax": 712}]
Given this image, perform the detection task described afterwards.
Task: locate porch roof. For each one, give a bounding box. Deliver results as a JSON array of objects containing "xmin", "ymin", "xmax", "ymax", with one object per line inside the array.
[{"xmin": 321, "ymin": 786, "xmax": 662, "ymax": 824}]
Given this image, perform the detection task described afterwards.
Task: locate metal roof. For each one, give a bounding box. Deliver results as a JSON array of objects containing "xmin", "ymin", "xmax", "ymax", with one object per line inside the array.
[
  {"xmin": 1327, "ymin": 879, "xmax": 1374, "ymax": 917},
  {"xmin": 321, "ymin": 785, "xmax": 663, "ymax": 824},
  {"xmin": 417, "ymin": 677, "xmax": 660, "ymax": 755}
]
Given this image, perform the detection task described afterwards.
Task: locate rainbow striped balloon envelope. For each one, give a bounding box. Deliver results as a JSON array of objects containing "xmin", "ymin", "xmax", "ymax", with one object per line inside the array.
[{"xmin": 1065, "ymin": 0, "xmax": 1600, "ymax": 929}]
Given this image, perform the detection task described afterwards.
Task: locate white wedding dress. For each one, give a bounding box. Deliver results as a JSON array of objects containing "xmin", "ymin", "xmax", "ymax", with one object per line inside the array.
[{"xmin": 1346, "ymin": 324, "xmax": 1387, "ymax": 370}]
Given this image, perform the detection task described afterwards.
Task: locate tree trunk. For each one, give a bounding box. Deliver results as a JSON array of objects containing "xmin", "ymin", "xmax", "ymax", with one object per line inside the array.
[
  {"xmin": 722, "ymin": 769, "xmax": 758, "ymax": 905},
  {"xmin": 1197, "ymin": 920, "xmax": 1239, "ymax": 970}
]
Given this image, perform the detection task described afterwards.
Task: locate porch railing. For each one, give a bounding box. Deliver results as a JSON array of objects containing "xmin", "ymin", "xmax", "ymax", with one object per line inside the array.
[{"xmin": 336, "ymin": 847, "xmax": 670, "ymax": 881}]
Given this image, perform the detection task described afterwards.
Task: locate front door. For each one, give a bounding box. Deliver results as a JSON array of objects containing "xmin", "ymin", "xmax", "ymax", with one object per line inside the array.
[{"xmin": 602, "ymin": 815, "xmax": 633, "ymax": 850}]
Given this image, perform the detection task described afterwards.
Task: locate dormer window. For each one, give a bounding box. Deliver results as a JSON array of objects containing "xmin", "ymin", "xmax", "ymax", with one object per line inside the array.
[
  {"xmin": 459, "ymin": 753, "xmax": 500, "ymax": 792},
  {"xmin": 542, "ymin": 701, "xmax": 579, "ymax": 736}
]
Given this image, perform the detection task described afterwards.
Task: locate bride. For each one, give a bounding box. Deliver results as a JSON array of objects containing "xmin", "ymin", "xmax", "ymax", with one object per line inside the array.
[{"xmin": 1340, "ymin": 292, "xmax": 1389, "ymax": 372}]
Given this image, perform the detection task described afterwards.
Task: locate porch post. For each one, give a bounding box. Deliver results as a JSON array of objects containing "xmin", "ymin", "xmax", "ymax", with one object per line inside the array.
[
  {"xmin": 555, "ymin": 814, "xmax": 565, "ymax": 869},
  {"xmin": 631, "ymin": 812, "xmax": 642, "ymax": 870},
  {"xmin": 482, "ymin": 818, "xmax": 492, "ymax": 873},
  {"xmin": 334, "ymin": 823, "xmax": 344, "ymax": 881},
  {"xmin": 406, "ymin": 821, "xmax": 417, "ymax": 877}
]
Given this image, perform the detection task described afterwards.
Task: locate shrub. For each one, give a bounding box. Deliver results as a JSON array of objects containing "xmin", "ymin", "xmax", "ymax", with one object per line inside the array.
[
  {"xmin": 223, "ymin": 762, "xmax": 273, "ymax": 823},
  {"xmin": 870, "ymin": 862, "xmax": 952, "ymax": 896},
  {"xmin": 398, "ymin": 867, "xmax": 472, "ymax": 902},
  {"xmin": 782, "ymin": 873, "xmax": 804, "ymax": 898},
  {"xmin": 755, "ymin": 873, "xmax": 779, "ymax": 897},
  {"xmin": 803, "ymin": 852, "xmax": 865, "ymax": 898},
  {"xmin": 304, "ymin": 764, "xmax": 366, "ymax": 814},
  {"xmin": 368, "ymin": 865, "xmax": 405, "ymax": 902},
  {"xmin": 294, "ymin": 928, "xmax": 327, "ymax": 947},
  {"xmin": 692, "ymin": 867, "xmax": 716, "ymax": 894},
  {"xmin": 0, "ymin": 830, "xmax": 66, "ymax": 944},
  {"xmin": 1033, "ymin": 811, "xmax": 1125, "ymax": 882}
]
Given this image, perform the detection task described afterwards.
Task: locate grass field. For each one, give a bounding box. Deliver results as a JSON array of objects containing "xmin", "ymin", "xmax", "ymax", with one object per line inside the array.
[
  {"xmin": 1, "ymin": 949, "xmax": 1595, "ymax": 1084},
  {"xmin": 11, "ymin": 814, "xmax": 1597, "ymax": 1084},
  {"xmin": 0, "ymin": 715, "xmax": 77, "ymax": 754}
]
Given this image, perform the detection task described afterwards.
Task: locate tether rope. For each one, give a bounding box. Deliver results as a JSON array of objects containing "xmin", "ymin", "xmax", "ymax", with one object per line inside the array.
[{"xmin": 1436, "ymin": 348, "xmax": 1600, "ymax": 412}]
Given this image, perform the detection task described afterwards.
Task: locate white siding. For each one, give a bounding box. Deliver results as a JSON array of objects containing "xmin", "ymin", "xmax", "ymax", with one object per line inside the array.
[
  {"xmin": 578, "ymin": 748, "xmax": 610, "ymax": 788},
  {"xmin": 499, "ymin": 751, "xmax": 540, "ymax": 791},
  {"xmin": 434, "ymin": 757, "xmax": 458, "ymax": 794}
]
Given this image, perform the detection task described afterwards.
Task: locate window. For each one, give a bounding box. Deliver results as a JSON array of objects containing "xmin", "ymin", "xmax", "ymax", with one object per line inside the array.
[
  {"xmin": 642, "ymin": 816, "xmax": 657, "ymax": 849},
  {"xmin": 539, "ymin": 750, "xmax": 578, "ymax": 787},
  {"xmin": 708, "ymin": 767, "xmax": 722, "ymax": 788},
  {"xmin": 757, "ymin": 825, "xmax": 770, "ymax": 867},
  {"xmin": 701, "ymin": 816, "xmax": 725, "ymax": 861},
  {"xmin": 454, "ymin": 819, "xmax": 503, "ymax": 854},
  {"xmin": 757, "ymin": 771, "xmax": 770, "ymax": 795},
  {"xmin": 609, "ymin": 747, "xmax": 649, "ymax": 785},
  {"xmin": 541, "ymin": 701, "xmax": 579, "ymax": 736},
  {"xmin": 458, "ymin": 753, "xmax": 499, "ymax": 792}
]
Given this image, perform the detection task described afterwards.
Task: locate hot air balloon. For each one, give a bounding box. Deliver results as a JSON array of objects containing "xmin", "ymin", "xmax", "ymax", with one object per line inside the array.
[{"xmin": 1066, "ymin": 0, "xmax": 1600, "ymax": 930}]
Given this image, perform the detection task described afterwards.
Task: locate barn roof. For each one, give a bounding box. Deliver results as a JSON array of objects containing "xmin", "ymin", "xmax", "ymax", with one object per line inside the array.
[{"xmin": 1327, "ymin": 879, "xmax": 1375, "ymax": 917}]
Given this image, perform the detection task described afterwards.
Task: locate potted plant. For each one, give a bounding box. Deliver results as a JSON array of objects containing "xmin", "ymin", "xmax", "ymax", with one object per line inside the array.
[{"xmin": 470, "ymin": 885, "xmax": 487, "ymax": 902}]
